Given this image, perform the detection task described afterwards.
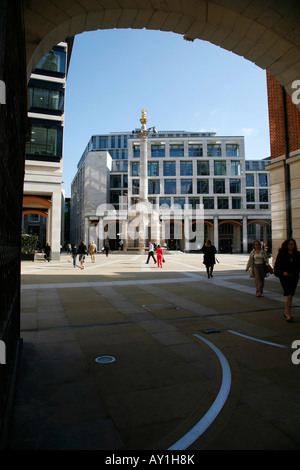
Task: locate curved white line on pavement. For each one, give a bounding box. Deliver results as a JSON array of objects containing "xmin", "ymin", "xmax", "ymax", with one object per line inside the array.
[
  {"xmin": 168, "ymin": 333, "xmax": 231, "ymax": 450},
  {"xmin": 227, "ymin": 330, "xmax": 292, "ymax": 349}
]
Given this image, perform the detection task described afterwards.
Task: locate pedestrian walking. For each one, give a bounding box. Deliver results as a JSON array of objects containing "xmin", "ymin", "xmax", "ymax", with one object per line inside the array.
[
  {"xmin": 104, "ymin": 243, "xmax": 110, "ymax": 257},
  {"xmin": 202, "ymin": 240, "xmax": 217, "ymax": 278},
  {"xmin": 156, "ymin": 244, "xmax": 164, "ymax": 268},
  {"xmin": 89, "ymin": 241, "xmax": 97, "ymax": 262},
  {"xmin": 77, "ymin": 240, "xmax": 87, "ymax": 270},
  {"xmin": 145, "ymin": 241, "xmax": 156, "ymax": 264},
  {"xmin": 246, "ymin": 240, "xmax": 269, "ymax": 297},
  {"xmin": 44, "ymin": 242, "xmax": 51, "ymax": 262},
  {"xmin": 274, "ymin": 238, "xmax": 300, "ymax": 322},
  {"xmin": 71, "ymin": 243, "xmax": 77, "ymax": 268}
]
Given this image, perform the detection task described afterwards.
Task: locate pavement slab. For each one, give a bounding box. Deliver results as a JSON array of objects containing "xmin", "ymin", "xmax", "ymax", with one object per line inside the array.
[{"xmin": 8, "ymin": 252, "xmax": 300, "ymax": 450}]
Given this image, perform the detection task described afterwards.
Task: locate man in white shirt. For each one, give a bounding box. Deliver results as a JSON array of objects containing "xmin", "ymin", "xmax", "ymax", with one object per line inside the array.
[{"xmin": 145, "ymin": 241, "xmax": 157, "ymax": 264}]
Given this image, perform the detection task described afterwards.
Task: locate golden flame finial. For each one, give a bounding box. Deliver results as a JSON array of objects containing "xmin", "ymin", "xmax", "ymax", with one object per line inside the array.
[{"xmin": 140, "ymin": 107, "xmax": 148, "ymax": 128}]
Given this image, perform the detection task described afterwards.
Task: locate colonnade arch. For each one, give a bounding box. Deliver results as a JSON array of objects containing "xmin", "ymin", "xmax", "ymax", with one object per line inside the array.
[
  {"xmin": 2, "ymin": 0, "xmax": 300, "ymax": 447},
  {"xmin": 24, "ymin": 1, "xmax": 300, "ymax": 109}
]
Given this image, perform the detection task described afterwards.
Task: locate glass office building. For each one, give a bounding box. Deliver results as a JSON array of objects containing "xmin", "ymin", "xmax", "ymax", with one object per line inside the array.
[{"xmin": 71, "ymin": 130, "xmax": 271, "ymax": 253}]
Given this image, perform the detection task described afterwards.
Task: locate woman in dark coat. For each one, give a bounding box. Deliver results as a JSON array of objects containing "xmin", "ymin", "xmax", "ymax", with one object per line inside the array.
[
  {"xmin": 274, "ymin": 238, "xmax": 300, "ymax": 321},
  {"xmin": 77, "ymin": 240, "xmax": 87, "ymax": 270},
  {"xmin": 202, "ymin": 240, "xmax": 217, "ymax": 278}
]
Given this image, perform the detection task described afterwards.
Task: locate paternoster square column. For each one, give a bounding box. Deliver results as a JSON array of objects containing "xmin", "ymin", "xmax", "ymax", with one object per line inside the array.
[{"xmin": 135, "ymin": 108, "xmax": 158, "ymax": 250}]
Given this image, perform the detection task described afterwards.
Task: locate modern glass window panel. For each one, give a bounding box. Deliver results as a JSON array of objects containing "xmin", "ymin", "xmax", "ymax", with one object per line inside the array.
[
  {"xmin": 151, "ymin": 145, "xmax": 165, "ymax": 157},
  {"xmin": 259, "ymin": 189, "xmax": 268, "ymax": 202},
  {"xmin": 197, "ymin": 161, "xmax": 209, "ymax": 175},
  {"xmin": 148, "ymin": 180, "xmax": 160, "ymax": 194},
  {"xmin": 132, "ymin": 162, "xmax": 140, "ymax": 177},
  {"xmin": 246, "ymin": 189, "xmax": 255, "ymax": 202},
  {"xmin": 226, "ymin": 144, "xmax": 240, "ymax": 156},
  {"xmin": 207, "ymin": 144, "xmax": 221, "ymax": 156},
  {"xmin": 197, "ymin": 179, "xmax": 209, "ymax": 194},
  {"xmin": 203, "ymin": 197, "xmax": 214, "ymax": 209},
  {"xmin": 174, "ymin": 197, "xmax": 185, "ymax": 209},
  {"xmin": 246, "ymin": 174, "xmax": 254, "ymax": 186},
  {"xmin": 231, "ymin": 160, "xmax": 241, "ymax": 176},
  {"xmin": 188, "ymin": 197, "xmax": 200, "ymax": 209},
  {"xmin": 218, "ymin": 197, "xmax": 229, "ymax": 209},
  {"xmin": 110, "ymin": 175, "xmax": 122, "ymax": 188},
  {"xmin": 132, "ymin": 180, "xmax": 140, "ymax": 194},
  {"xmin": 170, "ymin": 144, "xmax": 184, "ymax": 157},
  {"xmin": 163, "ymin": 161, "xmax": 176, "ymax": 176},
  {"xmin": 188, "ymin": 144, "xmax": 203, "ymax": 157},
  {"xmin": 230, "ymin": 179, "xmax": 241, "ymax": 193},
  {"xmin": 180, "ymin": 161, "xmax": 193, "ymax": 176},
  {"xmin": 133, "ymin": 145, "xmax": 140, "ymax": 158},
  {"xmin": 35, "ymin": 47, "xmax": 66, "ymax": 75},
  {"xmin": 213, "ymin": 179, "xmax": 225, "ymax": 194},
  {"xmin": 214, "ymin": 161, "xmax": 226, "ymax": 175},
  {"xmin": 159, "ymin": 197, "xmax": 171, "ymax": 207},
  {"xmin": 259, "ymin": 174, "xmax": 268, "ymax": 187},
  {"xmin": 232, "ymin": 197, "xmax": 241, "ymax": 209},
  {"xmin": 29, "ymin": 87, "xmax": 64, "ymax": 111},
  {"xmin": 26, "ymin": 120, "xmax": 62, "ymax": 158},
  {"xmin": 148, "ymin": 162, "xmax": 159, "ymax": 176},
  {"xmin": 164, "ymin": 180, "xmax": 176, "ymax": 194}
]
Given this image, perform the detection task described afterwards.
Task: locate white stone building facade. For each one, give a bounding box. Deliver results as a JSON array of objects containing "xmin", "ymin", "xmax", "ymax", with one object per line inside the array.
[{"xmin": 71, "ymin": 130, "xmax": 271, "ymax": 254}]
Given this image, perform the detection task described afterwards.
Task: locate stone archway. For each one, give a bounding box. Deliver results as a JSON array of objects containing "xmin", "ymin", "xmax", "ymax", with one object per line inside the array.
[
  {"xmin": 24, "ymin": 1, "xmax": 300, "ymax": 109},
  {"xmin": 2, "ymin": 0, "xmax": 300, "ymax": 446}
]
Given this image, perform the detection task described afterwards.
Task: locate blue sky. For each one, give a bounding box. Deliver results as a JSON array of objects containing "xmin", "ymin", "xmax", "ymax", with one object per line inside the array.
[{"xmin": 63, "ymin": 28, "xmax": 270, "ymax": 197}]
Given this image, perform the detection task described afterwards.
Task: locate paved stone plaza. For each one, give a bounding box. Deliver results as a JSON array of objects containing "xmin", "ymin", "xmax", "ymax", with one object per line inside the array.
[{"xmin": 9, "ymin": 252, "xmax": 300, "ymax": 450}]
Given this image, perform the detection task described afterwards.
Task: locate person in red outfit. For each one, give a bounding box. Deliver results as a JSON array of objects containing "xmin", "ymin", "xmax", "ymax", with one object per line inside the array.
[{"xmin": 156, "ymin": 244, "xmax": 164, "ymax": 268}]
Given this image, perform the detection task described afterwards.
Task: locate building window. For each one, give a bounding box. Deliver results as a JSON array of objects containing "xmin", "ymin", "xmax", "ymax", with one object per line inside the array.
[
  {"xmin": 208, "ymin": 144, "xmax": 221, "ymax": 156},
  {"xmin": 110, "ymin": 191, "xmax": 121, "ymax": 205},
  {"xmin": 189, "ymin": 144, "xmax": 203, "ymax": 157},
  {"xmin": 218, "ymin": 197, "xmax": 229, "ymax": 209},
  {"xmin": 203, "ymin": 197, "xmax": 214, "ymax": 209},
  {"xmin": 246, "ymin": 189, "xmax": 255, "ymax": 202},
  {"xmin": 132, "ymin": 180, "xmax": 140, "ymax": 194},
  {"xmin": 148, "ymin": 180, "xmax": 160, "ymax": 194},
  {"xmin": 230, "ymin": 179, "xmax": 241, "ymax": 193},
  {"xmin": 34, "ymin": 46, "xmax": 66, "ymax": 77},
  {"xmin": 226, "ymin": 144, "xmax": 239, "ymax": 156},
  {"xmin": 181, "ymin": 179, "xmax": 193, "ymax": 194},
  {"xmin": 259, "ymin": 174, "xmax": 268, "ymax": 187},
  {"xmin": 259, "ymin": 189, "xmax": 268, "ymax": 202},
  {"xmin": 151, "ymin": 144, "xmax": 165, "ymax": 157},
  {"xmin": 164, "ymin": 180, "xmax": 176, "ymax": 194},
  {"xmin": 231, "ymin": 160, "xmax": 241, "ymax": 176},
  {"xmin": 100, "ymin": 137, "xmax": 108, "ymax": 149},
  {"xmin": 197, "ymin": 179, "xmax": 209, "ymax": 194},
  {"xmin": 213, "ymin": 179, "xmax": 225, "ymax": 194},
  {"xmin": 197, "ymin": 161, "xmax": 209, "ymax": 175},
  {"xmin": 159, "ymin": 197, "xmax": 171, "ymax": 207},
  {"xmin": 131, "ymin": 162, "xmax": 140, "ymax": 176},
  {"xmin": 163, "ymin": 161, "xmax": 176, "ymax": 176},
  {"xmin": 133, "ymin": 145, "xmax": 140, "ymax": 158},
  {"xmin": 26, "ymin": 118, "xmax": 63, "ymax": 160},
  {"xmin": 110, "ymin": 175, "xmax": 122, "ymax": 188},
  {"xmin": 148, "ymin": 162, "xmax": 159, "ymax": 176},
  {"xmin": 170, "ymin": 144, "xmax": 184, "ymax": 157},
  {"xmin": 180, "ymin": 161, "xmax": 193, "ymax": 176},
  {"xmin": 188, "ymin": 197, "xmax": 200, "ymax": 209},
  {"xmin": 29, "ymin": 84, "xmax": 64, "ymax": 112},
  {"xmin": 246, "ymin": 174, "xmax": 254, "ymax": 186},
  {"xmin": 214, "ymin": 161, "xmax": 226, "ymax": 175},
  {"xmin": 174, "ymin": 198, "xmax": 186, "ymax": 209},
  {"xmin": 232, "ymin": 197, "xmax": 241, "ymax": 209}
]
